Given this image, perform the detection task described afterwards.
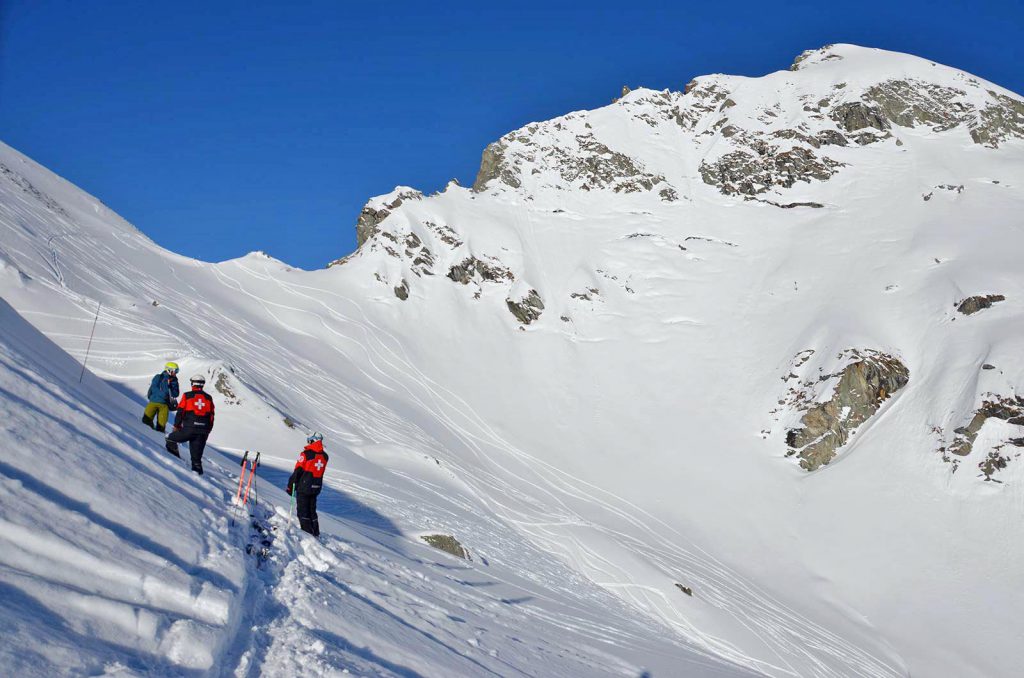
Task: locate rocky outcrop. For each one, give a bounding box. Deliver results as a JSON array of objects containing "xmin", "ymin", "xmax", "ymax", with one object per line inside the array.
[
  {"xmin": 860, "ymin": 79, "xmax": 1024, "ymax": 148},
  {"xmin": 789, "ymin": 45, "xmax": 840, "ymax": 71},
  {"xmin": 213, "ymin": 371, "xmax": 241, "ymax": 405},
  {"xmin": 446, "ymin": 256, "xmax": 514, "ymax": 285},
  {"xmin": 863, "ymin": 79, "xmax": 970, "ymax": 130},
  {"xmin": 830, "ymin": 102, "xmax": 890, "ymax": 133},
  {"xmin": 560, "ymin": 134, "xmax": 666, "ymax": 193},
  {"xmin": 355, "ymin": 189, "xmax": 423, "ymax": 248},
  {"xmin": 943, "ymin": 395, "xmax": 1024, "ymax": 480},
  {"xmin": 472, "ymin": 125, "xmax": 672, "ymax": 196},
  {"xmin": 326, "ymin": 188, "xmax": 425, "ymax": 268},
  {"xmin": 786, "ymin": 352, "xmax": 909, "ymax": 471},
  {"xmin": 394, "ymin": 279, "xmax": 409, "ymax": 300},
  {"xmin": 506, "ymin": 289, "xmax": 545, "ymax": 324},
  {"xmin": 956, "ymin": 294, "xmax": 1005, "ymax": 315},
  {"xmin": 700, "ymin": 148, "xmax": 843, "ymax": 197},
  {"xmin": 473, "ymin": 141, "xmax": 521, "ymax": 192},
  {"xmin": 970, "ymin": 92, "xmax": 1024, "ymax": 147},
  {"xmin": 421, "ymin": 534, "xmax": 469, "ymax": 559},
  {"xmin": 403, "ymin": 233, "xmax": 435, "ymax": 277}
]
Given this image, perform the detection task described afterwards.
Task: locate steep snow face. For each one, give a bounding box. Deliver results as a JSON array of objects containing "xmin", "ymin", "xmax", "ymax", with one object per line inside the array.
[
  {"xmin": 0, "ymin": 300, "xmax": 751, "ymax": 677},
  {"xmin": 3, "ymin": 44, "xmax": 1024, "ymax": 677}
]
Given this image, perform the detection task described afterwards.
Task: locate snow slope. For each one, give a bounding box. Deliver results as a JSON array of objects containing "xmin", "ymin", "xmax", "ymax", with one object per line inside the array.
[
  {"xmin": 0, "ymin": 299, "xmax": 752, "ymax": 677},
  {"xmin": 2, "ymin": 44, "xmax": 1024, "ymax": 676}
]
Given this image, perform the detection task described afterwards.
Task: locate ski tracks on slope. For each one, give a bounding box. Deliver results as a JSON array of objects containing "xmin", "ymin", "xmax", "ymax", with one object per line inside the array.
[{"xmin": 234, "ymin": 266, "xmax": 904, "ymax": 677}]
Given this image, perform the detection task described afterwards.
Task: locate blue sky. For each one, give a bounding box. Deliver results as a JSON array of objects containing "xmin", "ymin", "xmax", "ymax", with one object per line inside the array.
[{"xmin": 1, "ymin": 0, "xmax": 1022, "ymax": 269}]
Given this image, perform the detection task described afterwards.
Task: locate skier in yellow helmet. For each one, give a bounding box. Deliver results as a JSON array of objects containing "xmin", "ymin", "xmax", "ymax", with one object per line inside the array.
[{"xmin": 142, "ymin": 362, "xmax": 180, "ymax": 433}]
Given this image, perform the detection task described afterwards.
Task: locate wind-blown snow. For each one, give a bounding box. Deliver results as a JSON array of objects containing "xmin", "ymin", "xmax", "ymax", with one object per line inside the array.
[{"xmin": 2, "ymin": 44, "xmax": 1024, "ymax": 676}]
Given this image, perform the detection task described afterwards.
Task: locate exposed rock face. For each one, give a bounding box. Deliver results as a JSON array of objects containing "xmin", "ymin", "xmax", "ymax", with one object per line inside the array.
[
  {"xmin": 956, "ymin": 294, "xmax": 1005, "ymax": 315},
  {"xmin": 465, "ymin": 45, "xmax": 1024, "ymax": 213},
  {"xmin": 403, "ymin": 233, "xmax": 435, "ymax": 277},
  {"xmin": 786, "ymin": 352, "xmax": 909, "ymax": 471},
  {"xmin": 394, "ymin": 279, "xmax": 409, "ymax": 300},
  {"xmin": 944, "ymin": 395, "xmax": 1024, "ymax": 480},
  {"xmin": 860, "ymin": 79, "xmax": 1024, "ymax": 148},
  {"xmin": 213, "ymin": 371, "xmax": 241, "ymax": 405},
  {"xmin": 355, "ymin": 189, "xmax": 423, "ymax": 248},
  {"xmin": 473, "ymin": 141, "xmax": 521, "ymax": 191},
  {"xmin": 472, "ymin": 123, "xmax": 672, "ymax": 196},
  {"xmin": 830, "ymin": 102, "xmax": 890, "ymax": 132},
  {"xmin": 446, "ymin": 256, "xmax": 514, "ymax": 285},
  {"xmin": 970, "ymin": 92, "xmax": 1024, "ymax": 147},
  {"xmin": 789, "ymin": 45, "xmax": 840, "ymax": 71},
  {"xmin": 863, "ymin": 79, "xmax": 971, "ymax": 130},
  {"xmin": 506, "ymin": 289, "xmax": 545, "ymax": 324},
  {"xmin": 421, "ymin": 534, "xmax": 469, "ymax": 559},
  {"xmin": 700, "ymin": 148, "xmax": 843, "ymax": 197}
]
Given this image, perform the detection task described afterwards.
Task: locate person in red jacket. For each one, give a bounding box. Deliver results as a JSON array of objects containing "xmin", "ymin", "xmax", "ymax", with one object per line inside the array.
[
  {"xmin": 287, "ymin": 432, "xmax": 328, "ymax": 536},
  {"xmin": 165, "ymin": 374, "xmax": 215, "ymax": 475}
]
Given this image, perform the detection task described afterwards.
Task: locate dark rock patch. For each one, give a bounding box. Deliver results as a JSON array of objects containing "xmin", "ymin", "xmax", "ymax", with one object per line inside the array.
[
  {"xmin": 422, "ymin": 534, "xmax": 469, "ymax": 560},
  {"xmin": 394, "ymin": 280, "xmax": 409, "ymax": 301},
  {"xmin": 830, "ymin": 102, "xmax": 890, "ymax": 133},
  {"xmin": 786, "ymin": 351, "xmax": 909, "ymax": 471},
  {"xmin": 956, "ymin": 294, "xmax": 1005, "ymax": 316},
  {"xmin": 507, "ymin": 289, "xmax": 545, "ymax": 325},
  {"xmin": 447, "ymin": 256, "xmax": 515, "ymax": 285}
]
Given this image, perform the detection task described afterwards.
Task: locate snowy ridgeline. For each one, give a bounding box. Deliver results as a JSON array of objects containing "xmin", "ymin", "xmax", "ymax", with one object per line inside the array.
[{"xmin": 1, "ymin": 43, "xmax": 1024, "ymax": 677}]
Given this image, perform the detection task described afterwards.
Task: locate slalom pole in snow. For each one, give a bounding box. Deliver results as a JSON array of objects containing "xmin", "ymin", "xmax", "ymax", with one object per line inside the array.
[{"xmin": 78, "ymin": 301, "xmax": 101, "ymax": 383}]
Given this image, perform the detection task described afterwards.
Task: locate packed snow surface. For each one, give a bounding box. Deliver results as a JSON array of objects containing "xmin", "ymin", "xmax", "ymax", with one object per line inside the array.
[{"xmin": 2, "ymin": 44, "xmax": 1024, "ymax": 676}]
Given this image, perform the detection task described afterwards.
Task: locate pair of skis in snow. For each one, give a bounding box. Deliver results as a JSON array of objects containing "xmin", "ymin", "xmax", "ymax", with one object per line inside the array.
[{"xmin": 231, "ymin": 450, "xmax": 260, "ymax": 525}]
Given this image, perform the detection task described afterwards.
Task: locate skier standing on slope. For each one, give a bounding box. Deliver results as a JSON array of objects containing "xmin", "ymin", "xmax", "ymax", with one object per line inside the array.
[
  {"xmin": 141, "ymin": 362, "xmax": 180, "ymax": 433},
  {"xmin": 286, "ymin": 432, "xmax": 328, "ymax": 537},
  {"xmin": 166, "ymin": 374, "xmax": 215, "ymax": 475}
]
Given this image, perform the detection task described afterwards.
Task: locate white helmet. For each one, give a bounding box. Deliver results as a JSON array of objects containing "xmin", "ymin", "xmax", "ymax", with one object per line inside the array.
[
  {"xmin": 190, "ymin": 374, "xmax": 206, "ymax": 385},
  {"xmin": 307, "ymin": 432, "xmax": 323, "ymax": 443}
]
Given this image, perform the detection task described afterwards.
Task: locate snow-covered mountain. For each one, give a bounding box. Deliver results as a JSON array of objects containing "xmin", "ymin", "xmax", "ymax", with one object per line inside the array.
[{"xmin": 2, "ymin": 44, "xmax": 1023, "ymax": 676}]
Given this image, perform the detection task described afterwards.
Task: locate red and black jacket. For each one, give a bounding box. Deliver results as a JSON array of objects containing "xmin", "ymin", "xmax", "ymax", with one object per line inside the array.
[
  {"xmin": 173, "ymin": 387, "xmax": 215, "ymax": 431},
  {"xmin": 287, "ymin": 441, "xmax": 328, "ymax": 495}
]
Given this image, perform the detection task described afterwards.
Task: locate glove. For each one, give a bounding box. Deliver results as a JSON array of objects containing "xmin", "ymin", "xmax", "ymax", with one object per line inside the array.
[
  {"xmin": 173, "ymin": 425, "xmax": 182, "ymax": 432},
  {"xmin": 285, "ymin": 486, "xmax": 293, "ymax": 496}
]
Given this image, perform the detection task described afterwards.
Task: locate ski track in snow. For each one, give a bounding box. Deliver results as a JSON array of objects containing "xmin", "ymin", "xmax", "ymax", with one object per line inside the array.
[
  {"xmin": 224, "ymin": 265, "xmax": 903, "ymax": 678},
  {"xmin": 4, "ymin": 248, "xmax": 903, "ymax": 676}
]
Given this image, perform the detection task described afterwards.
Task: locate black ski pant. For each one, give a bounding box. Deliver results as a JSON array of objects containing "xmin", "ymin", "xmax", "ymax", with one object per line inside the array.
[
  {"xmin": 296, "ymin": 491, "xmax": 320, "ymax": 536},
  {"xmin": 166, "ymin": 428, "xmax": 209, "ymax": 475}
]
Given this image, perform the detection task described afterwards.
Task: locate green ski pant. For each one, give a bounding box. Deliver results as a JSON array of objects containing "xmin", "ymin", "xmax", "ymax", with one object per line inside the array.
[{"xmin": 143, "ymin": 402, "xmax": 170, "ymax": 430}]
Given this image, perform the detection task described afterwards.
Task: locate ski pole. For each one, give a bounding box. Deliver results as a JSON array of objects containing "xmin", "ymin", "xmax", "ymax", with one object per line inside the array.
[
  {"xmin": 234, "ymin": 451, "xmax": 250, "ymax": 505},
  {"xmin": 242, "ymin": 454, "xmax": 260, "ymax": 512},
  {"xmin": 242, "ymin": 451, "xmax": 259, "ymax": 506},
  {"xmin": 289, "ymin": 493, "xmax": 295, "ymax": 530}
]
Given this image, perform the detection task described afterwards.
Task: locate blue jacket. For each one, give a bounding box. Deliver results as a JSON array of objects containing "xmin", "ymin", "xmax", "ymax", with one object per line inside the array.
[{"xmin": 147, "ymin": 371, "xmax": 180, "ymax": 405}]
